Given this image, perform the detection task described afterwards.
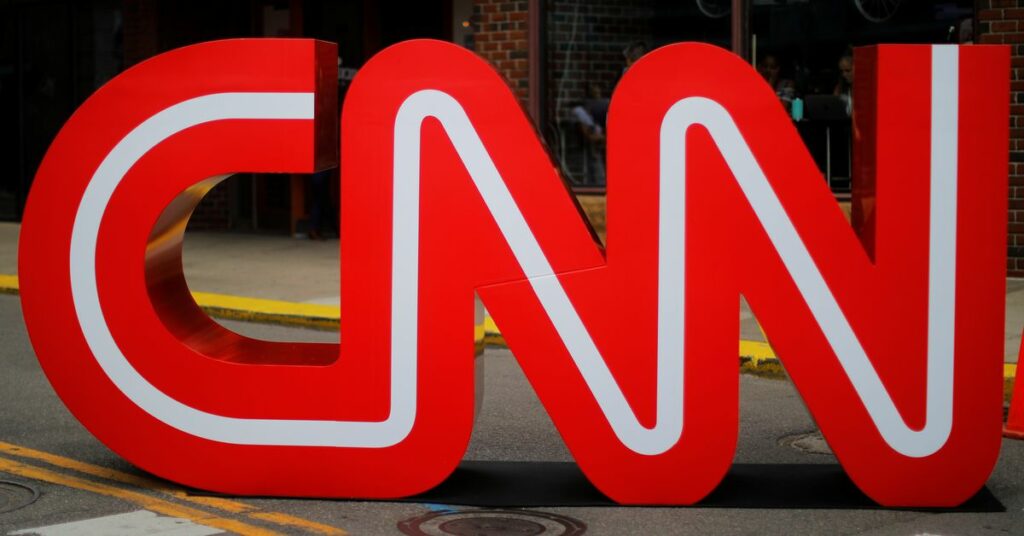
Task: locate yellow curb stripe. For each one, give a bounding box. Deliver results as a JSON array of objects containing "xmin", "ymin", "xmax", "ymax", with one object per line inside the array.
[
  {"xmin": 739, "ymin": 339, "xmax": 776, "ymax": 360},
  {"xmin": 0, "ymin": 272, "xmax": 1013, "ymax": 382},
  {"xmin": 0, "ymin": 441, "xmax": 345, "ymax": 535},
  {"xmin": 0, "ymin": 273, "xmax": 18, "ymax": 294},
  {"xmin": 191, "ymin": 291, "xmax": 339, "ymax": 319},
  {"xmin": 0, "ymin": 273, "xmax": 341, "ymax": 330},
  {"xmin": 191, "ymin": 291, "xmax": 340, "ymax": 329},
  {"xmin": 1007, "ymin": 364, "xmax": 1018, "ymax": 405},
  {"xmin": 484, "ymin": 316, "xmax": 500, "ymax": 335},
  {"xmin": 483, "ymin": 316, "xmax": 506, "ymax": 346},
  {"xmin": 0, "ymin": 455, "xmax": 279, "ymax": 536}
]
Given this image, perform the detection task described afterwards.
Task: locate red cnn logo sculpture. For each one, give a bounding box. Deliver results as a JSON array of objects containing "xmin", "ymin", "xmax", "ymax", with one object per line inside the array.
[{"xmin": 19, "ymin": 39, "xmax": 1008, "ymax": 507}]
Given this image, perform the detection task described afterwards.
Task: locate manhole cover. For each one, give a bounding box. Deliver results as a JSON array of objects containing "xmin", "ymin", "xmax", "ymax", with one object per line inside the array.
[
  {"xmin": 0, "ymin": 480, "xmax": 39, "ymax": 515},
  {"xmin": 779, "ymin": 431, "xmax": 833, "ymax": 455},
  {"xmin": 399, "ymin": 509, "xmax": 586, "ymax": 536}
]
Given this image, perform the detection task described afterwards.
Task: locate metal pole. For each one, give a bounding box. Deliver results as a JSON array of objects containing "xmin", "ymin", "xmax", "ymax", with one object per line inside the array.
[
  {"xmin": 527, "ymin": 0, "xmax": 544, "ymax": 128},
  {"xmin": 731, "ymin": 0, "xmax": 750, "ymax": 62},
  {"xmin": 826, "ymin": 126, "xmax": 832, "ymax": 188}
]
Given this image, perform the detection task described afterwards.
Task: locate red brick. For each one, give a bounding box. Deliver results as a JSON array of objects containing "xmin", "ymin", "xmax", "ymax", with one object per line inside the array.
[
  {"xmin": 978, "ymin": 9, "xmax": 1005, "ymax": 21},
  {"xmin": 994, "ymin": 20, "xmax": 1019, "ymax": 32}
]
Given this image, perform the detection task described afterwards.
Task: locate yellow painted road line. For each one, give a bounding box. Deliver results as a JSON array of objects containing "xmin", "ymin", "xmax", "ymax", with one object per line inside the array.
[
  {"xmin": 0, "ymin": 440, "xmax": 248, "ymax": 511},
  {"xmin": 237, "ymin": 512, "xmax": 344, "ymax": 536},
  {"xmin": 0, "ymin": 441, "xmax": 345, "ymax": 535},
  {"xmin": 248, "ymin": 512, "xmax": 346, "ymax": 533},
  {"xmin": 0, "ymin": 455, "xmax": 279, "ymax": 536}
]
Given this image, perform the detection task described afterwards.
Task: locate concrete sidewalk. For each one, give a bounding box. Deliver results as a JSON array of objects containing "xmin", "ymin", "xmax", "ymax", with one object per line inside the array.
[{"xmin": 1, "ymin": 221, "xmax": 1021, "ymax": 364}]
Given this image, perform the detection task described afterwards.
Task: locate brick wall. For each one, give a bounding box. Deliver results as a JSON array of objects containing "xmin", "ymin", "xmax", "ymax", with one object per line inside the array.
[
  {"xmin": 471, "ymin": 0, "xmax": 530, "ymax": 102},
  {"xmin": 470, "ymin": 0, "xmax": 614, "ymax": 226},
  {"xmin": 469, "ymin": 0, "xmax": 654, "ymax": 137},
  {"xmin": 977, "ymin": 0, "xmax": 1024, "ymax": 277}
]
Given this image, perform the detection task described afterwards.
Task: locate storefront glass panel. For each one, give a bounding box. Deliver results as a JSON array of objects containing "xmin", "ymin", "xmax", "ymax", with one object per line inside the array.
[{"xmin": 544, "ymin": 0, "xmax": 975, "ymax": 194}]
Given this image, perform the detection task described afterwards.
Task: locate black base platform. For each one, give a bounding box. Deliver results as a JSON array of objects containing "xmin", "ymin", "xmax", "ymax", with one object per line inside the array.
[{"xmin": 407, "ymin": 461, "xmax": 1003, "ymax": 511}]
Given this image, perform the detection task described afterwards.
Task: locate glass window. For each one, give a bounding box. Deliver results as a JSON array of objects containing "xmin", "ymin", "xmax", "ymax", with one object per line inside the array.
[
  {"xmin": 751, "ymin": 0, "xmax": 974, "ymax": 192},
  {"xmin": 545, "ymin": 0, "xmax": 731, "ymax": 190},
  {"xmin": 544, "ymin": 0, "xmax": 974, "ymax": 194}
]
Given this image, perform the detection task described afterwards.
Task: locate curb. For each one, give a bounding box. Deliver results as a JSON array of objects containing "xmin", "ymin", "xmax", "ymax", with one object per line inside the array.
[
  {"xmin": 1007, "ymin": 363, "xmax": 1018, "ymax": 405},
  {"xmin": 1, "ymin": 273, "xmax": 1016, "ymax": 388},
  {"xmin": 191, "ymin": 291, "xmax": 340, "ymax": 330},
  {"xmin": 0, "ymin": 274, "xmax": 18, "ymax": 296},
  {"xmin": 2, "ymin": 274, "xmax": 486, "ymax": 353}
]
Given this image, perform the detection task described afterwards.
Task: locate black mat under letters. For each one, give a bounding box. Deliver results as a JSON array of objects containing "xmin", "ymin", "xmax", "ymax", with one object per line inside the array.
[{"xmin": 408, "ymin": 461, "xmax": 1004, "ymax": 511}]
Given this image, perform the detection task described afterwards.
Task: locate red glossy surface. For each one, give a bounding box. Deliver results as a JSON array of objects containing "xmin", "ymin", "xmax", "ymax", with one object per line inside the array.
[{"xmin": 19, "ymin": 38, "xmax": 1009, "ymax": 506}]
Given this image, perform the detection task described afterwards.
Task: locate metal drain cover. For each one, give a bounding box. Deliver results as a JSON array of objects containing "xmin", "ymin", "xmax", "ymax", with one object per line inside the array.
[
  {"xmin": 0, "ymin": 480, "xmax": 39, "ymax": 515},
  {"xmin": 399, "ymin": 509, "xmax": 586, "ymax": 536}
]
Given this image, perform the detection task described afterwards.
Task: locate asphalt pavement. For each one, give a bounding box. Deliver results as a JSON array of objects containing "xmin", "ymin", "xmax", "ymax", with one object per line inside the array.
[{"xmin": 1, "ymin": 294, "xmax": 1023, "ymax": 535}]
